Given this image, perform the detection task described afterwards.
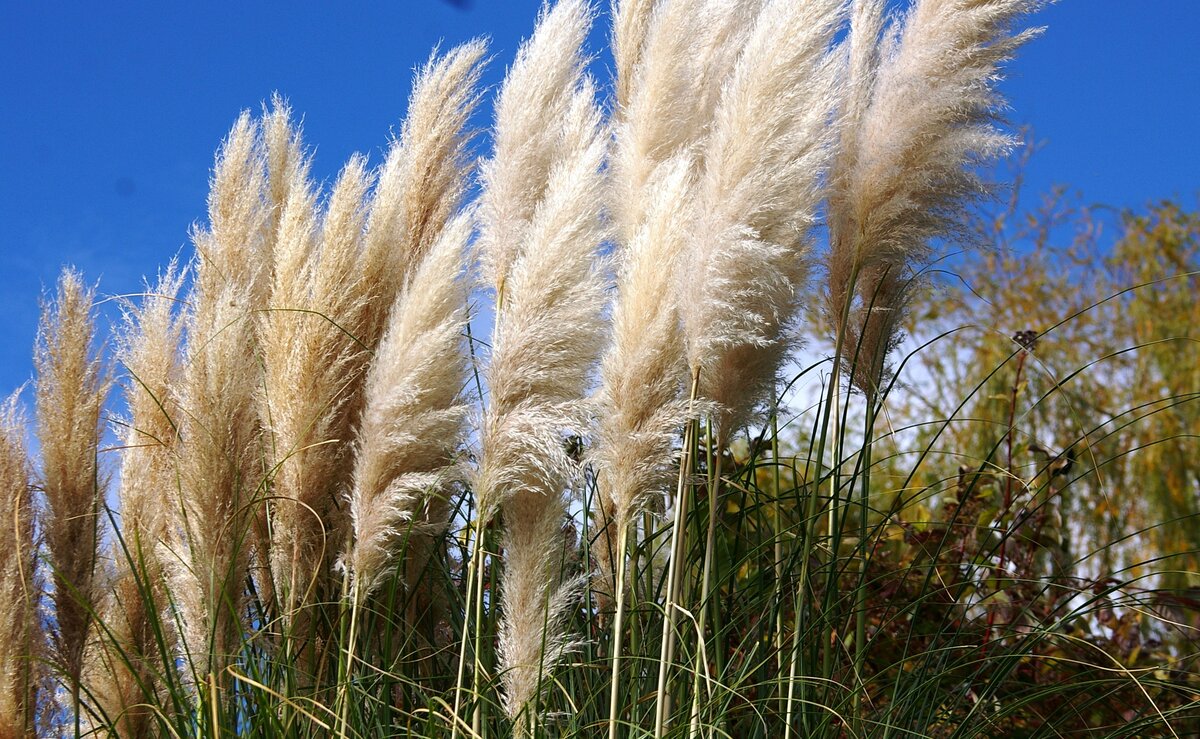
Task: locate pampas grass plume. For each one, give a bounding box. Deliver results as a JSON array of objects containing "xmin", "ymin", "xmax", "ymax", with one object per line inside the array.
[
  {"xmin": 827, "ymin": 0, "xmax": 1043, "ymax": 392},
  {"xmin": 591, "ymin": 156, "xmax": 694, "ymax": 599},
  {"xmin": 116, "ymin": 262, "xmax": 186, "ymax": 560},
  {"xmin": 681, "ymin": 0, "xmax": 842, "ymax": 438},
  {"xmin": 611, "ymin": 0, "xmax": 655, "ymax": 112},
  {"xmin": 348, "ymin": 212, "xmax": 472, "ymax": 596},
  {"xmin": 477, "ymin": 0, "xmax": 596, "ymax": 298},
  {"xmin": 610, "ymin": 0, "xmax": 760, "ymax": 245},
  {"xmin": 361, "ymin": 41, "xmax": 488, "ymax": 349},
  {"xmin": 474, "ymin": 0, "xmax": 608, "ymax": 722},
  {"xmin": 167, "ymin": 112, "xmax": 270, "ymax": 680},
  {"xmin": 0, "ymin": 394, "xmax": 40, "ymax": 738},
  {"xmin": 34, "ymin": 269, "xmax": 109, "ymax": 705},
  {"xmin": 87, "ymin": 264, "xmax": 186, "ymax": 738},
  {"xmin": 261, "ymin": 153, "xmax": 373, "ymax": 620}
]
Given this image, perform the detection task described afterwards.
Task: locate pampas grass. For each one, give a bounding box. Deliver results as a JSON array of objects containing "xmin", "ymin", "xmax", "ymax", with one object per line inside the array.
[
  {"xmin": 591, "ymin": 154, "xmax": 697, "ymax": 592},
  {"xmin": 362, "ymin": 41, "xmax": 488, "ymax": 319},
  {"xmin": 0, "ymin": 395, "xmax": 39, "ymax": 738},
  {"xmin": 591, "ymin": 156, "xmax": 696, "ymax": 739},
  {"xmin": 250, "ymin": 99, "xmax": 308, "ymax": 614},
  {"xmin": 349, "ymin": 39, "xmax": 487, "ymax": 603},
  {"xmin": 610, "ymin": 0, "xmax": 654, "ymax": 112},
  {"xmin": 262, "ymin": 42, "xmax": 487, "ymax": 648},
  {"xmin": 6, "ymin": 3, "xmax": 1178, "ymax": 738},
  {"xmin": 827, "ymin": 0, "xmax": 1043, "ymax": 391},
  {"xmin": 114, "ymin": 264, "xmax": 186, "ymax": 579},
  {"xmin": 34, "ymin": 269, "xmax": 109, "ymax": 724},
  {"xmin": 680, "ymin": 0, "xmax": 841, "ymax": 438},
  {"xmin": 260, "ymin": 151, "xmax": 373, "ymax": 629},
  {"xmin": 166, "ymin": 113, "xmax": 270, "ymax": 683},
  {"xmin": 86, "ymin": 264, "xmax": 187, "ymax": 738},
  {"xmin": 477, "ymin": 1, "xmax": 599, "ymax": 301},
  {"xmin": 645, "ymin": 2, "xmax": 843, "ymax": 731},
  {"xmin": 263, "ymin": 97, "xmax": 307, "ymax": 254},
  {"xmin": 596, "ymin": 0, "xmax": 770, "ymax": 559},
  {"xmin": 609, "ymin": 0, "xmax": 758, "ymax": 247},
  {"xmin": 347, "ymin": 212, "xmax": 472, "ymax": 598},
  {"xmin": 474, "ymin": 0, "xmax": 608, "ymax": 725}
]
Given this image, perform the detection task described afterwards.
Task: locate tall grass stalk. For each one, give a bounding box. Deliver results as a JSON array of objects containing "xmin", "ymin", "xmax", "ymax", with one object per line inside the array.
[
  {"xmin": 654, "ymin": 368, "xmax": 700, "ymax": 737},
  {"xmin": 605, "ymin": 522, "xmax": 631, "ymax": 739}
]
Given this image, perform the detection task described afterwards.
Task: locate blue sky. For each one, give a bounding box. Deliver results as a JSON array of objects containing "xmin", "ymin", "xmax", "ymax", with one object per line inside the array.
[{"xmin": 0, "ymin": 0, "xmax": 1197, "ymax": 395}]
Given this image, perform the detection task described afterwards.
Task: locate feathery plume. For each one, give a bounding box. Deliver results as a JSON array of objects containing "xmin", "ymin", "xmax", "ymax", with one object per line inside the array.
[
  {"xmin": 680, "ymin": 0, "xmax": 842, "ymax": 439},
  {"xmin": 166, "ymin": 112, "xmax": 270, "ymax": 681},
  {"xmin": 827, "ymin": 0, "xmax": 1043, "ymax": 394},
  {"xmin": 0, "ymin": 395, "xmax": 40, "ymax": 738},
  {"xmin": 242, "ymin": 45, "xmax": 488, "ymax": 666},
  {"xmin": 260, "ymin": 155, "xmax": 373, "ymax": 625},
  {"xmin": 34, "ymin": 269, "xmax": 109, "ymax": 711},
  {"xmin": 361, "ymin": 41, "xmax": 488, "ymax": 350},
  {"xmin": 262, "ymin": 95, "xmax": 306, "ymax": 252},
  {"xmin": 116, "ymin": 262, "xmax": 186, "ymax": 562},
  {"xmin": 248, "ymin": 97, "xmax": 307, "ymax": 610},
  {"xmin": 476, "ymin": 0, "xmax": 598, "ymax": 297},
  {"xmin": 352, "ymin": 42, "xmax": 487, "ymax": 634},
  {"xmin": 825, "ymin": 0, "xmax": 884, "ymax": 357},
  {"xmin": 594, "ymin": 0, "xmax": 757, "ymax": 603},
  {"xmin": 258, "ymin": 42, "xmax": 486, "ymax": 634},
  {"xmin": 609, "ymin": 0, "xmax": 761, "ymax": 244},
  {"xmin": 611, "ymin": 0, "xmax": 655, "ymax": 112},
  {"xmin": 348, "ymin": 212, "xmax": 472, "ymax": 597},
  {"xmin": 590, "ymin": 156, "xmax": 694, "ymax": 599},
  {"xmin": 474, "ymin": 0, "xmax": 608, "ymax": 722},
  {"xmin": 88, "ymin": 264, "xmax": 186, "ymax": 738}
]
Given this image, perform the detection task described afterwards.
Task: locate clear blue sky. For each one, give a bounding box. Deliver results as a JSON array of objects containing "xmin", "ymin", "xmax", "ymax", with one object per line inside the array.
[{"xmin": 1, "ymin": 0, "xmax": 1198, "ymax": 395}]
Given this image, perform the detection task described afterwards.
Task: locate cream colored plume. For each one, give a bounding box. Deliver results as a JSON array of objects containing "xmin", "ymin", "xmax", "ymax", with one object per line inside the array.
[
  {"xmin": 247, "ymin": 97, "xmax": 306, "ymax": 609},
  {"xmin": 0, "ymin": 394, "xmax": 40, "ymax": 738},
  {"xmin": 474, "ymin": 0, "xmax": 608, "ymax": 722},
  {"xmin": 681, "ymin": 0, "xmax": 842, "ymax": 440},
  {"xmin": 116, "ymin": 262, "xmax": 186, "ymax": 559},
  {"xmin": 827, "ymin": 0, "xmax": 1043, "ymax": 394},
  {"xmin": 263, "ymin": 95, "xmax": 306, "ymax": 256},
  {"xmin": 258, "ymin": 42, "xmax": 486, "ymax": 626},
  {"xmin": 592, "ymin": 0, "xmax": 760, "ymax": 599},
  {"xmin": 590, "ymin": 156, "xmax": 694, "ymax": 599},
  {"xmin": 611, "ymin": 0, "xmax": 655, "ymax": 112},
  {"xmin": 87, "ymin": 264, "xmax": 186, "ymax": 738},
  {"xmin": 166, "ymin": 112, "xmax": 271, "ymax": 681},
  {"xmin": 260, "ymin": 153, "xmax": 375, "ymax": 622},
  {"xmin": 34, "ymin": 269, "xmax": 109, "ymax": 704},
  {"xmin": 361, "ymin": 41, "xmax": 488, "ymax": 349},
  {"xmin": 348, "ymin": 212, "xmax": 472, "ymax": 596},
  {"xmin": 610, "ymin": 0, "xmax": 762, "ymax": 245},
  {"xmin": 476, "ymin": 0, "xmax": 599, "ymax": 297}
]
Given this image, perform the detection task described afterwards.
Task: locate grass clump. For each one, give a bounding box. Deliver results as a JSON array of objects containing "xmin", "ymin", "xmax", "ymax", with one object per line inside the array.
[{"xmin": 1, "ymin": 1, "xmax": 1197, "ymax": 737}]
